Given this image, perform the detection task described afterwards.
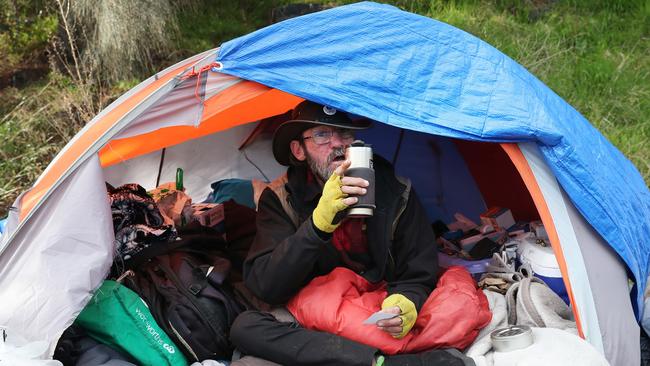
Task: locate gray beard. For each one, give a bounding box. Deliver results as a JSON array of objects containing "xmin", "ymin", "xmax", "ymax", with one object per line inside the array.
[{"xmin": 305, "ymin": 147, "xmax": 346, "ymax": 182}]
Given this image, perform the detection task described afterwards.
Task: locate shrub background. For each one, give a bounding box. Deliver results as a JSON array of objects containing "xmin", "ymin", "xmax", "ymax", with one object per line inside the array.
[{"xmin": 0, "ymin": 0, "xmax": 648, "ymax": 214}]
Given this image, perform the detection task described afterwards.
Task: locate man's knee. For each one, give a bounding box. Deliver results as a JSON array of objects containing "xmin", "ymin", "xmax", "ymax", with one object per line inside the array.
[{"xmin": 231, "ymin": 310, "xmax": 267, "ymax": 347}]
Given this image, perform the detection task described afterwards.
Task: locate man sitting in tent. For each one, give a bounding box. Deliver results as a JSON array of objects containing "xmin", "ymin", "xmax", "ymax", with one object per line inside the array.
[{"xmin": 230, "ymin": 101, "xmax": 468, "ymax": 366}]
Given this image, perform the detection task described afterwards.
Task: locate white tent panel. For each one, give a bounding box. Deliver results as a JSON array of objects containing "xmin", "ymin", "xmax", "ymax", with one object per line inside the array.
[
  {"xmin": 0, "ymin": 155, "xmax": 114, "ymax": 356},
  {"xmin": 104, "ymin": 122, "xmax": 286, "ymax": 202}
]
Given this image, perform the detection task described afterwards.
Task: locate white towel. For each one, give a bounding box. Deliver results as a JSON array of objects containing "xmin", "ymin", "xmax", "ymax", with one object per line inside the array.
[{"xmin": 470, "ymin": 327, "xmax": 609, "ymax": 366}]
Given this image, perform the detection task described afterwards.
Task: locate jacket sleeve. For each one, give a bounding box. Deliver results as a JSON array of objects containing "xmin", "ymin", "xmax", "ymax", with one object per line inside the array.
[
  {"xmin": 386, "ymin": 188, "xmax": 439, "ymax": 311},
  {"xmin": 243, "ymin": 187, "xmax": 332, "ymax": 305}
]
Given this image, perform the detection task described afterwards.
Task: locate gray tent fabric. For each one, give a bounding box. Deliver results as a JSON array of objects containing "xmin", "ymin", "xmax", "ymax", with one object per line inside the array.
[
  {"xmin": 563, "ymin": 188, "xmax": 640, "ymax": 365},
  {"xmin": 114, "ymin": 64, "xmax": 242, "ymax": 140},
  {"xmin": 0, "ymin": 155, "xmax": 114, "ymax": 357},
  {"xmin": 519, "ymin": 142, "xmax": 638, "ymax": 365}
]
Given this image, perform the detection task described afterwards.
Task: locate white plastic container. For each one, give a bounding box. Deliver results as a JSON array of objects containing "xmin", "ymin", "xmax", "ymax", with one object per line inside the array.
[
  {"xmin": 515, "ymin": 233, "xmax": 568, "ymax": 303},
  {"xmin": 516, "ymin": 233, "xmax": 560, "ymax": 277}
]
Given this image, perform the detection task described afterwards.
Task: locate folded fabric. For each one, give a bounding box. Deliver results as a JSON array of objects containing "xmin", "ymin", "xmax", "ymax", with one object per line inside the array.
[
  {"xmin": 470, "ymin": 327, "xmax": 609, "ymax": 366},
  {"xmin": 205, "ymin": 179, "xmax": 256, "ymax": 209},
  {"xmin": 464, "ymin": 290, "xmax": 509, "ymax": 358},
  {"xmin": 505, "ymin": 276, "xmax": 576, "ymax": 332},
  {"xmin": 477, "ymin": 253, "xmax": 524, "ymax": 294},
  {"xmin": 467, "ymin": 275, "xmax": 578, "ymax": 361},
  {"xmin": 287, "ymin": 266, "xmax": 491, "ymax": 354}
]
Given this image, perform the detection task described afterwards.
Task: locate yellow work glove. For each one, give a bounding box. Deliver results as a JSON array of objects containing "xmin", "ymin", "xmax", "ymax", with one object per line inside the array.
[
  {"xmin": 312, "ymin": 172, "xmax": 349, "ymax": 233},
  {"xmin": 381, "ymin": 294, "xmax": 417, "ymax": 339}
]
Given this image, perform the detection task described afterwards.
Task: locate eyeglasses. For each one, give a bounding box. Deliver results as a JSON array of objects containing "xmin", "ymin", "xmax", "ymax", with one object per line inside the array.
[{"xmin": 302, "ymin": 128, "xmax": 355, "ymax": 145}]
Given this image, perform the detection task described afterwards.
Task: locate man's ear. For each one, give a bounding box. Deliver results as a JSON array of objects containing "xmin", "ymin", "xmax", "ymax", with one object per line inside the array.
[{"xmin": 290, "ymin": 140, "xmax": 306, "ymax": 162}]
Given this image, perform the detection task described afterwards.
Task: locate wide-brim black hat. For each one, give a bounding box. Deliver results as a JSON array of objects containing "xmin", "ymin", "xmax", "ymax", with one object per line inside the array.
[{"xmin": 273, "ymin": 101, "xmax": 372, "ymax": 166}]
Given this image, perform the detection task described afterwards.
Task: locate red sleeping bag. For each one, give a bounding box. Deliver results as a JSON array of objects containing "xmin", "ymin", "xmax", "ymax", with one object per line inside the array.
[{"xmin": 287, "ymin": 266, "xmax": 491, "ymax": 354}]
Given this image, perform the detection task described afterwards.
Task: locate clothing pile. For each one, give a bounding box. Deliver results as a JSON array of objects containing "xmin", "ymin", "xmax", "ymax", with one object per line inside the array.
[
  {"xmin": 460, "ymin": 252, "xmax": 606, "ymax": 365},
  {"xmin": 435, "ymin": 211, "xmax": 516, "ymax": 262},
  {"xmin": 428, "ymin": 208, "xmax": 605, "ymax": 364},
  {"xmin": 107, "ymin": 183, "xmax": 178, "ymax": 263},
  {"xmin": 435, "ymin": 208, "xmax": 569, "ymax": 301},
  {"xmin": 56, "ymin": 181, "xmax": 260, "ymax": 366}
]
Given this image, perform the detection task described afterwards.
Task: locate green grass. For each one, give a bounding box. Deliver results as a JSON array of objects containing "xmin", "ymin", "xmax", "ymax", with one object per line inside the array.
[
  {"xmin": 176, "ymin": 0, "xmax": 287, "ymax": 55},
  {"xmin": 0, "ymin": 0, "xmax": 648, "ymax": 214},
  {"xmin": 0, "ymin": 80, "xmax": 76, "ymax": 206},
  {"xmin": 0, "ymin": 75, "xmax": 133, "ymax": 212},
  {"xmin": 384, "ymin": 0, "xmax": 650, "ymax": 180}
]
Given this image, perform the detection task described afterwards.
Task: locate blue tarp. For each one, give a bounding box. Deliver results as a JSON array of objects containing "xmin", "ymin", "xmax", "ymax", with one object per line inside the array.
[{"xmin": 216, "ymin": 1, "xmax": 650, "ymax": 315}]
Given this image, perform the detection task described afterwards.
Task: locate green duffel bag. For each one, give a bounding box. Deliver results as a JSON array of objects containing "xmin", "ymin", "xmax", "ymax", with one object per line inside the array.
[{"xmin": 75, "ymin": 280, "xmax": 188, "ymax": 366}]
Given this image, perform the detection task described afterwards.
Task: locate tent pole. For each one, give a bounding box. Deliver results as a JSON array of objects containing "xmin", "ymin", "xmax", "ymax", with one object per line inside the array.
[{"xmin": 155, "ymin": 148, "xmax": 166, "ymax": 188}]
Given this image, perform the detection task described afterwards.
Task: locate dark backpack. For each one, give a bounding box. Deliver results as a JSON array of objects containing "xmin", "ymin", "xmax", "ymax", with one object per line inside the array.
[{"xmin": 122, "ymin": 232, "xmax": 245, "ymax": 362}]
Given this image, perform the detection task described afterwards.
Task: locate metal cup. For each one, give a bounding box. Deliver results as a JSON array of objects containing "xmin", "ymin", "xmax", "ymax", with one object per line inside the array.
[
  {"xmin": 345, "ymin": 140, "xmax": 376, "ymax": 217},
  {"xmin": 490, "ymin": 325, "xmax": 534, "ymax": 352}
]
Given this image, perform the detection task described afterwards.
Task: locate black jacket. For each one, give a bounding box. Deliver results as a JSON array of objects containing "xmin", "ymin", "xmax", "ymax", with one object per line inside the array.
[{"xmin": 243, "ymin": 156, "xmax": 439, "ymax": 311}]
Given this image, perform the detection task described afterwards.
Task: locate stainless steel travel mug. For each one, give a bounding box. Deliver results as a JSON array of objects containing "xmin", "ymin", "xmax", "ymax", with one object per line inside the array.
[{"xmin": 345, "ymin": 140, "xmax": 376, "ymax": 217}]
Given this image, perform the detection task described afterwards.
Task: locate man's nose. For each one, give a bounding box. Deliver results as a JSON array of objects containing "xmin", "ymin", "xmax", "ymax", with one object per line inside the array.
[{"xmin": 329, "ymin": 131, "xmax": 346, "ymax": 147}]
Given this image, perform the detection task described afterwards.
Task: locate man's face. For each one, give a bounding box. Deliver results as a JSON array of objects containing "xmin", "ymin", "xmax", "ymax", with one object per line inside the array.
[{"xmin": 292, "ymin": 125, "xmax": 355, "ymax": 182}]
